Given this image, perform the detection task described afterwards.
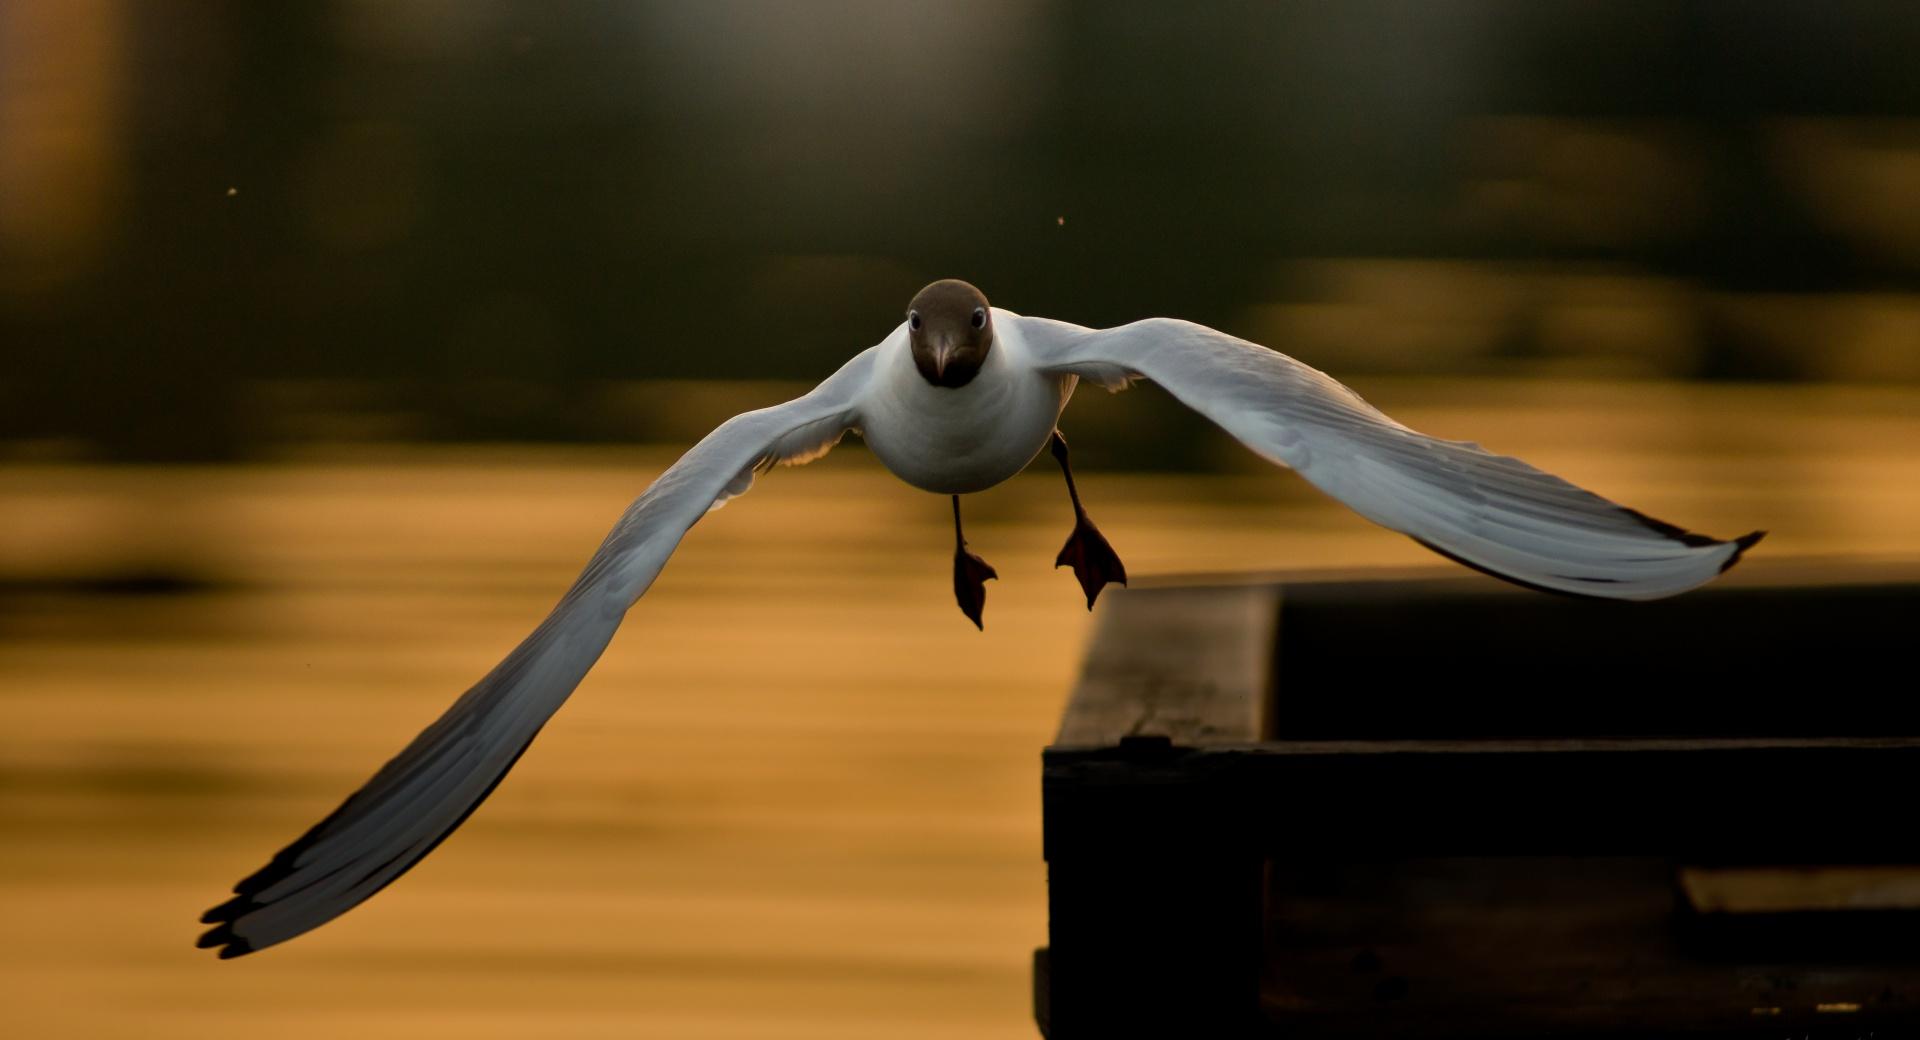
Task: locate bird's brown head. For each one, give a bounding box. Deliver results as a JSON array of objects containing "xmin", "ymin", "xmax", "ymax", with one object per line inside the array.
[{"xmin": 907, "ymin": 279, "xmax": 993, "ymax": 389}]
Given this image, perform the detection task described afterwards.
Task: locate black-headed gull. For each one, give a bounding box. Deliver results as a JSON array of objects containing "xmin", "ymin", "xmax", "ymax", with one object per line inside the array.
[{"xmin": 198, "ymin": 278, "xmax": 1761, "ymax": 957}]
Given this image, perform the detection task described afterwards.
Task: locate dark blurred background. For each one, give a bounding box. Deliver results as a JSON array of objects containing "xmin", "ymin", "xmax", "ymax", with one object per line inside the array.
[{"xmin": 6, "ymin": 0, "xmax": 1919, "ymax": 462}]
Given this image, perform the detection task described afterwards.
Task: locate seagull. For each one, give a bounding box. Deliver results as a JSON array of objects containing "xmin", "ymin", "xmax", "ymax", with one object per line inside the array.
[{"xmin": 198, "ymin": 278, "xmax": 1762, "ymax": 957}]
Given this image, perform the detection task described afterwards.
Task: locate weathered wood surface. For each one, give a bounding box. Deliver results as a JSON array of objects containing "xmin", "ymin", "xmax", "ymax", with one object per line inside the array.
[
  {"xmin": 1049, "ymin": 735, "xmax": 1920, "ymax": 862},
  {"xmin": 1053, "ymin": 583, "xmax": 1278, "ymax": 748},
  {"xmin": 1264, "ymin": 856, "xmax": 1920, "ymax": 1039},
  {"xmin": 1266, "ymin": 570, "xmax": 1920, "ymax": 740},
  {"xmin": 1038, "ymin": 570, "xmax": 1920, "ymax": 1039},
  {"xmin": 1682, "ymin": 864, "xmax": 1920, "ymax": 914},
  {"xmin": 1039, "ymin": 583, "xmax": 1277, "ymax": 1037}
]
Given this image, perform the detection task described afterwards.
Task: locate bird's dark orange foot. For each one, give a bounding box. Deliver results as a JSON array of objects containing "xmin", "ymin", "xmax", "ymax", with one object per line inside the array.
[
  {"xmin": 953, "ymin": 545, "xmax": 997, "ymax": 629},
  {"xmin": 948, "ymin": 494, "xmax": 997, "ymax": 629},
  {"xmin": 1056, "ymin": 514, "xmax": 1127, "ymax": 610},
  {"xmin": 1047, "ymin": 429, "xmax": 1127, "ymax": 609}
]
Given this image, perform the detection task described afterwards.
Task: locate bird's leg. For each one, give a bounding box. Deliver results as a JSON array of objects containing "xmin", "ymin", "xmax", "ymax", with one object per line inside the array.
[
  {"xmin": 950, "ymin": 494, "xmax": 997, "ymax": 630},
  {"xmin": 1049, "ymin": 430, "xmax": 1127, "ymax": 609}
]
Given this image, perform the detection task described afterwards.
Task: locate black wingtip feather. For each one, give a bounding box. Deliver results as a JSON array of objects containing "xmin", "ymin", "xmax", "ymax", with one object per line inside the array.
[
  {"xmin": 1722, "ymin": 530, "xmax": 1767, "ymax": 573},
  {"xmin": 200, "ymin": 895, "xmax": 247, "ymax": 924},
  {"xmin": 1621, "ymin": 507, "xmax": 1768, "ymax": 574},
  {"xmin": 1619, "ymin": 506, "xmax": 1723, "ymax": 548},
  {"xmin": 197, "ymin": 729, "xmax": 547, "ymax": 960},
  {"xmin": 195, "ymin": 922, "xmax": 234, "ymax": 949}
]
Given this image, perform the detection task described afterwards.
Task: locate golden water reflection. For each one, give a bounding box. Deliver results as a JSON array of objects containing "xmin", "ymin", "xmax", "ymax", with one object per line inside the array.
[{"xmin": 3, "ymin": 380, "xmax": 1918, "ymax": 1038}]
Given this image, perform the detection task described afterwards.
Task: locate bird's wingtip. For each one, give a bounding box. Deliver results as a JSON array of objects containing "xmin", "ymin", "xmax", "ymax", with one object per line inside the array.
[
  {"xmin": 195, "ymin": 918, "xmax": 260, "ymax": 959},
  {"xmin": 195, "ymin": 921, "xmax": 233, "ymax": 949},
  {"xmin": 215, "ymin": 939, "xmax": 255, "ymax": 960},
  {"xmin": 1721, "ymin": 530, "xmax": 1767, "ymax": 573},
  {"xmin": 200, "ymin": 895, "xmax": 247, "ymax": 924},
  {"xmin": 1620, "ymin": 506, "xmax": 1722, "ymax": 548},
  {"xmin": 197, "ymin": 894, "xmax": 270, "ymax": 958},
  {"xmin": 1620, "ymin": 507, "xmax": 1766, "ymax": 577}
]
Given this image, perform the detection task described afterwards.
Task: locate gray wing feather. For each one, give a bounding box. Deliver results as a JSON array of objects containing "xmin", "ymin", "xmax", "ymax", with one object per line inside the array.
[
  {"xmin": 1019, "ymin": 314, "xmax": 1761, "ymax": 600},
  {"xmin": 198, "ymin": 348, "xmax": 877, "ymax": 957}
]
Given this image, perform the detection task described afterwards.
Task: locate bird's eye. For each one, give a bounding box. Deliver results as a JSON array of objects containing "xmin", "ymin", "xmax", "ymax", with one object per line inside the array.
[
  {"xmin": 970, "ymin": 307, "xmax": 986, "ymax": 329},
  {"xmin": 909, "ymin": 310, "xmax": 921, "ymax": 331}
]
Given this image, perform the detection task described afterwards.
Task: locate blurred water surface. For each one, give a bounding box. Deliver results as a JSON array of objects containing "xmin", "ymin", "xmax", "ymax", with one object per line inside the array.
[{"xmin": 2, "ymin": 379, "xmax": 1916, "ymax": 1038}]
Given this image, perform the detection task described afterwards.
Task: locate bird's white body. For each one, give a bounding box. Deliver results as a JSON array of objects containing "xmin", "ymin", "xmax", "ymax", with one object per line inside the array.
[
  {"xmin": 200, "ymin": 295, "xmax": 1762, "ymax": 959},
  {"xmin": 859, "ymin": 317, "xmax": 1075, "ymax": 494}
]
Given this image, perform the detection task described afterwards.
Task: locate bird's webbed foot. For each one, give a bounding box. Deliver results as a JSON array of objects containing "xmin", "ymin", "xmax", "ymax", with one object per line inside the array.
[
  {"xmin": 948, "ymin": 494, "xmax": 996, "ymax": 629},
  {"xmin": 1048, "ymin": 430, "xmax": 1127, "ymax": 609},
  {"xmin": 1055, "ymin": 513, "xmax": 1127, "ymax": 610},
  {"xmin": 953, "ymin": 545, "xmax": 998, "ymax": 630}
]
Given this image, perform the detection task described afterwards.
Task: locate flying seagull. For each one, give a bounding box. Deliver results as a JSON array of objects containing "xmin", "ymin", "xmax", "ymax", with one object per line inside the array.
[{"xmin": 198, "ymin": 278, "xmax": 1762, "ymax": 957}]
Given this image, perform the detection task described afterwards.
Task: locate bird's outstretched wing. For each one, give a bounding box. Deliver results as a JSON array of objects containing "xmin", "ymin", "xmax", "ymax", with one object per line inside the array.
[
  {"xmin": 198, "ymin": 348, "xmax": 878, "ymax": 958},
  {"xmin": 1017, "ymin": 314, "xmax": 1761, "ymax": 599}
]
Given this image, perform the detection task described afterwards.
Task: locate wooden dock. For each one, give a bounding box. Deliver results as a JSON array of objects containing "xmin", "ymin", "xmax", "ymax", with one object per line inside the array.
[{"xmin": 1036, "ymin": 566, "xmax": 1920, "ymax": 1038}]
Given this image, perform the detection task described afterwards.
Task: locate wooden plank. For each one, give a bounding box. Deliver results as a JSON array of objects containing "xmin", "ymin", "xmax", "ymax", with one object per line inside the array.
[
  {"xmin": 1044, "ymin": 736, "xmax": 1920, "ymax": 864},
  {"xmin": 1267, "ymin": 576, "xmax": 1920, "ymax": 740},
  {"xmin": 1053, "ymin": 583, "xmax": 1279, "ymax": 748},
  {"xmin": 1262, "ymin": 855, "xmax": 1920, "ymax": 1038},
  {"xmin": 1680, "ymin": 864, "xmax": 1920, "ymax": 913},
  {"xmin": 1219, "ymin": 736, "xmax": 1920, "ymax": 861},
  {"xmin": 1041, "ymin": 738, "xmax": 1265, "ymax": 1038}
]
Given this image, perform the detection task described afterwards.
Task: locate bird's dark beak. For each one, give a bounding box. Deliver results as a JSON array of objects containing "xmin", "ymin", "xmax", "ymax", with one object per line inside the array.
[{"xmin": 932, "ymin": 341, "xmax": 956, "ymax": 380}]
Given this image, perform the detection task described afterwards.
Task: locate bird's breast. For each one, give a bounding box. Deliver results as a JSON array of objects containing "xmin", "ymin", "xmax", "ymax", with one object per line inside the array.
[{"xmin": 861, "ymin": 352, "xmax": 1072, "ymax": 495}]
